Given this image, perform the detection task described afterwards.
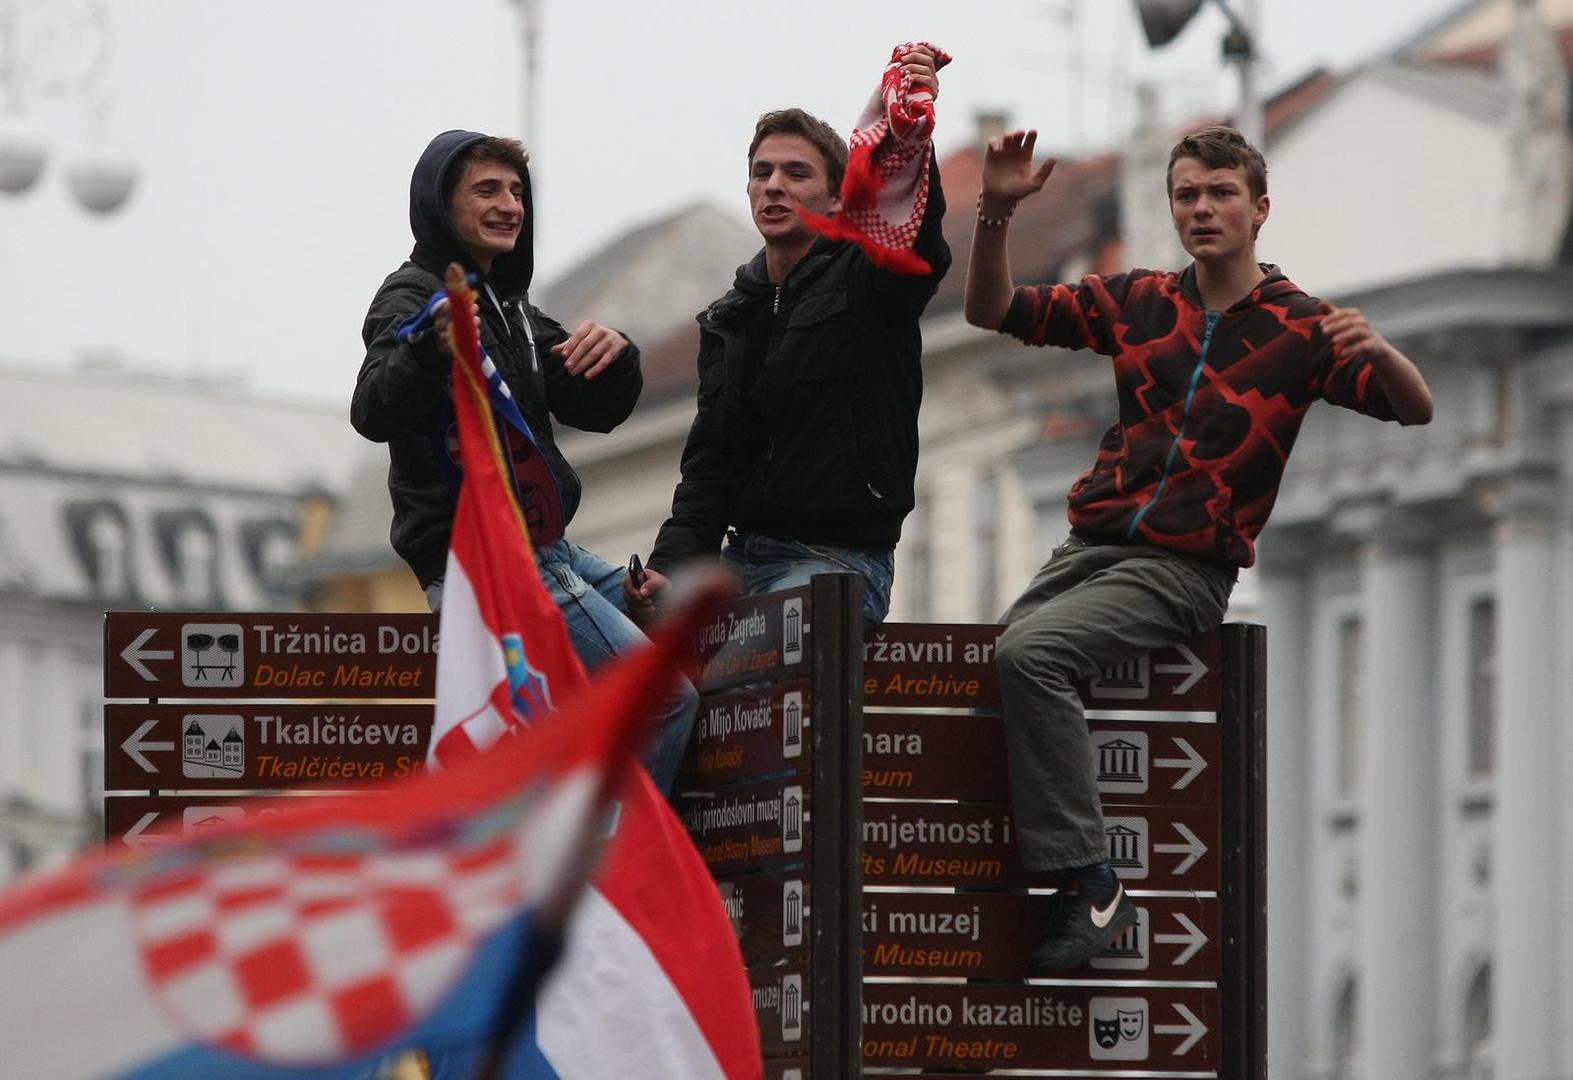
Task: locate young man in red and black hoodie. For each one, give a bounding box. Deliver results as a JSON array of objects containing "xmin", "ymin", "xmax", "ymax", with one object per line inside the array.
[{"xmin": 964, "ymin": 125, "xmax": 1433, "ymax": 974}]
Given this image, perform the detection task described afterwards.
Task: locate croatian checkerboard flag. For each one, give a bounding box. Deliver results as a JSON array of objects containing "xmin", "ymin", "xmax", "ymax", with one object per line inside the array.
[
  {"xmin": 0, "ymin": 568, "xmax": 726, "ymax": 1080},
  {"xmin": 429, "ymin": 263, "xmax": 761, "ymax": 1078},
  {"xmin": 0, "ymin": 267, "xmax": 756, "ymax": 1079}
]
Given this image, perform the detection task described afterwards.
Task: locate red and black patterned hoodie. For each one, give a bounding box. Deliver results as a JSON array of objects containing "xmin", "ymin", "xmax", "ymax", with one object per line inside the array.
[{"xmin": 1001, "ymin": 264, "xmax": 1402, "ymax": 569}]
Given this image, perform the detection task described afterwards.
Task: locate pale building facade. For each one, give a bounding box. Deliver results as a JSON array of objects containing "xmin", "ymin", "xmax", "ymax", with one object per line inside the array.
[{"xmin": 0, "ymin": 364, "xmax": 361, "ymax": 879}]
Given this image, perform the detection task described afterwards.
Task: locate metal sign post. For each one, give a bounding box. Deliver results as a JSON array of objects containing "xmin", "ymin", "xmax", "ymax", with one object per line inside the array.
[
  {"xmin": 855, "ymin": 619, "xmax": 1265, "ymax": 1077},
  {"xmin": 675, "ymin": 574, "xmax": 865, "ymax": 1079}
]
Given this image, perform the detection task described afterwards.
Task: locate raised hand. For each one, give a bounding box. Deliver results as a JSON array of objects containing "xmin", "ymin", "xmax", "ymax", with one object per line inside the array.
[
  {"xmin": 981, "ymin": 129, "xmax": 1057, "ymax": 207},
  {"xmin": 900, "ymin": 45, "xmax": 940, "ymax": 98}
]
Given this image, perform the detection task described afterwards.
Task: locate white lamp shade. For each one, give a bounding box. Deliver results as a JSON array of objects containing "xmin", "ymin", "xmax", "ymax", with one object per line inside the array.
[
  {"xmin": 64, "ymin": 149, "xmax": 137, "ymax": 214},
  {"xmin": 0, "ymin": 125, "xmax": 48, "ymax": 195}
]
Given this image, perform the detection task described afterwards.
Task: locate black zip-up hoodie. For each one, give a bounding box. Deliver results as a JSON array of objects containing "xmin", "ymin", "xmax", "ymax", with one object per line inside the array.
[
  {"xmin": 351, "ymin": 130, "xmax": 642, "ymax": 587},
  {"xmin": 647, "ymin": 159, "xmax": 949, "ymax": 572}
]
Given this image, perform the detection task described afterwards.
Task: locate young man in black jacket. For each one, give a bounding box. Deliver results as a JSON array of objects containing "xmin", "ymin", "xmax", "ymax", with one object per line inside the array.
[
  {"xmin": 627, "ymin": 46, "xmax": 951, "ymax": 626},
  {"xmin": 352, "ymin": 129, "xmax": 697, "ymax": 792}
]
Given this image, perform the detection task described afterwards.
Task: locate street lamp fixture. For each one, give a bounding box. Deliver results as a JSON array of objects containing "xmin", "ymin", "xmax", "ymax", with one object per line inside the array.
[
  {"xmin": 0, "ymin": 0, "xmax": 137, "ymax": 214},
  {"xmin": 0, "ymin": 115, "xmax": 44, "ymax": 194},
  {"xmin": 1130, "ymin": 0, "xmax": 1262, "ymax": 145}
]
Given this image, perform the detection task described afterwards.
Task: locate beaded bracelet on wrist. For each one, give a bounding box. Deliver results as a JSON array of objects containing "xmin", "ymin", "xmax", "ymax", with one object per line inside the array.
[{"xmin": 975, "ymin": 193, "xmax": 1014, "ymax": 228}]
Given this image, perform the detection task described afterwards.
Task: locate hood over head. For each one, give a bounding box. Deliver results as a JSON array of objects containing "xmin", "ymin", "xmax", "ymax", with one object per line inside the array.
[{"xmin": 407, "ymin": 129, "xmax": 535, "ymax": 298}]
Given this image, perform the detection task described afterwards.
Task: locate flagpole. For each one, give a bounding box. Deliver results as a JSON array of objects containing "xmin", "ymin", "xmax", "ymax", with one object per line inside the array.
[{"xmin": 474, "ymin": 931, "xmax": 567, "ymax": 1079}]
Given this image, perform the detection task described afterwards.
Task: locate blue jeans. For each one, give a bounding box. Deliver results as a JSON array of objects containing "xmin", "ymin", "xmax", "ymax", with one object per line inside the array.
[
  {"xmin": 424, "ymin": 539, "xmax": 698, "ymax": 794},
  {"xmin": 720, "ymin": 533, "xmax": 894, "ymax": 629}
]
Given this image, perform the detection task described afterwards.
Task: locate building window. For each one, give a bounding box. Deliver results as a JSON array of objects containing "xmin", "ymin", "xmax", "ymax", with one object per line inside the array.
[
  {"xmin": 64, "ymin": 500, "xmax": 134, "ymax": 600},
  {"xmin": 7, "ymin": 841, "xmax": 34, "ymax": 880},
  {"xmin": 18, "ymin": 642, "xmax": 44, "ymax": 787},
  {"xmin": 975, "ymin": 472, "xmax": 998, "ymax": 620},
  {"xmin": 1336, "ymin": 618, "xmax": 1364, "ymax": 798},
  {"xmin": 1463, "ymin": 964, "xmax": 1492, "ymax": 1080},
  {"xmin": 78, "ymin": 695, "xmax": 103, "ymax": 816},
  {"xmin": 240, "ymin": 518, "xmax": 299, "ymax": 596},
  {"xmin": 1332, "ymin": 976, "xmax": 1358, "ymax": 1080},
  {"xmin": 1467, "ymin": 598, "xmax": 1496, "ymax": 778},
  {"xmin": 155, "ymin": 510, "xmax": 220, "ymax": 607}
]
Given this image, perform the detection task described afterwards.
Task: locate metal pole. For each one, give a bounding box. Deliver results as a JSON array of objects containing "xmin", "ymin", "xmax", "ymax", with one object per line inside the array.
[
  {"xmin": 1219, "ymin": 621, "xmax": 1268, "ymax": 1079},
  {"xmin": 1211, "ymin": 0, "xmax": 1263, "ymax": 145},
  {"xmin": 0, "ymin": 1, "xmax": 17, "ymax": 114},
  {"xmin": 807, "ymin": 572, "xmax": 864, "ymax": 1079},
  {"xmin": 515, "ymin": 0, "xmax": 539, "ymax": 145},
  {"xmin": 511, "ymin": 0, "xmax": 541, "ymax": 250},
  {"xmin": 1234, "ymin": 0, "xmax": 1262, "ymax": 145}
]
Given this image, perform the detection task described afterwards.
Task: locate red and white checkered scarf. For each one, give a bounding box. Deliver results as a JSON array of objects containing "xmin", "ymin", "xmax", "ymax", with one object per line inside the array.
[{"xmin": 799, "ymin": 41, "xmax": 952, "ymax": 275}]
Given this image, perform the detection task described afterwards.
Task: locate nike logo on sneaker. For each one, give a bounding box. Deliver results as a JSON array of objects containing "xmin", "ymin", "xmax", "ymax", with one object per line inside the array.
[{"xmin": 1090, "ymin": 884, "xmax": 1124, "ymax": 929}]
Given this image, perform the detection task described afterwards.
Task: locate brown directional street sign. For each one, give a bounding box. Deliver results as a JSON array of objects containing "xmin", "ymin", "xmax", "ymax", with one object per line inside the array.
[
  {"xmin": 862, "ymin": 623, "xmax": 1220, "ymax": 711},
  {"xmin": 862, "ymin": 891, "xmax": 1219, "ymax": 982},
  {"xmin": 677, "ymin": 775, "xmax": 810, "ymax": 877},
  {"xmin": 694, "ymin": 586, "xmax": 811, "ymax": 693},
  {"xmin": 718, "ymin": 868, "xmax": 812, "ymax": 969},
  {"xmin": 862, "ymin": 802, "xmax": 1219, "ymax": 891},
  {"xmin": 862, "ymin": 984, "xmax": 1217, "ymax": 1072},
  {"xmin": 861, "ymin": 709, "xmax": 1009, "ymax": 800},
  {"xmin": 104, "ymin": 612, "xmax": 439, "ymax": 699},
  {"xmin": 751, "ymin": 963, "xmax": 809, "ymax": 1059},
  {"xmin": 103, "ymin": 793, "xmax": 298, "ymax": 850},
  {"xmin": 862, "ymin": 623, "xmax": 1002, "ymax": 708},
  {"xmin": 677, "ymin": 681, "xmax": 811, "ymax": 791},
  {"xmin": 863, "ymin": 712, "xmax": 1220, "ymax": 808},
  {"xmin": 104, "ymin": 703, "xmax": 434, "ymax": 791}
]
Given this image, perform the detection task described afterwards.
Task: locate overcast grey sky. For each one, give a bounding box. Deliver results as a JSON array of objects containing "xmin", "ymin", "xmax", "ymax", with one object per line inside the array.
[{"xmin": 0, "ymin": 0, "xmax": 1461, "ymax": 405}]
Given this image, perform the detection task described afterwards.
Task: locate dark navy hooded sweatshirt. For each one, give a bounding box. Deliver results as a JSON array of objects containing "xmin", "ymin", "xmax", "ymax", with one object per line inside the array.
[{"xmin": 351, "ymin": 129, "xmax": 642, "ymax": 588}]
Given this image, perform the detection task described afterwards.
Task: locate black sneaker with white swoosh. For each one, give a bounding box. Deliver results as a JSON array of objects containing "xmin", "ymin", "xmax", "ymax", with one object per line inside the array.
[{"xmin": 1026, "ymin": 878, "xmax": 1137, "ymax": 977}]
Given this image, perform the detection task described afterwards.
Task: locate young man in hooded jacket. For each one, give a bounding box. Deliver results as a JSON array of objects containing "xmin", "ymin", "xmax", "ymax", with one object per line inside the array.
[
  {"xmin": 964, "ymin": 125, "xmax": 1434, "ymax": 974},
  {"xmin": 351, "ymin": 129, "xmax": 697, "ymax": 793}
]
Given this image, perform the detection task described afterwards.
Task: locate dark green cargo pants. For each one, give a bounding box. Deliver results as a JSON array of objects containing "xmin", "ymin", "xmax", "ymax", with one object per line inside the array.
[{"xmin": 997, "ymin": 535, "xmax": 1235, "ymax": 872}]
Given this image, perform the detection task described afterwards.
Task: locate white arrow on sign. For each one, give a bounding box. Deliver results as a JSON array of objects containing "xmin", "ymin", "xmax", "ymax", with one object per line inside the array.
[
  {"xmin": 1153, "ymin": 821, "xmax": 1207, "ymax": 875},
  {"xmin": 1154, "ymin": 737, "xmax": 1207, "ymax": 790},
  {"xmin": 1154, "ymin": 912, "xmax": 1208, "ymax": 965},
  {"xmin": 120, "ymin": 720, "xmax": 175, "ymax": 773},
  {"xmin": 121, "ymin": 812, "xmax": 172, "ymax": 851},
  {"xmin": 1155, "ymin": 1002, "xmax": 1208, "ymax": 1056},
  {"xmin": 120, "ymin": 628, "xmax": 174, "ymax": 682},
  {"xmin": 1153, "ymin": 643, "xmax": 1207, "ymax": 695}
]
